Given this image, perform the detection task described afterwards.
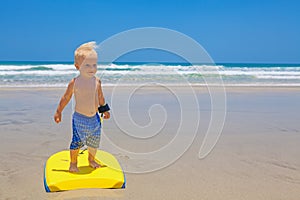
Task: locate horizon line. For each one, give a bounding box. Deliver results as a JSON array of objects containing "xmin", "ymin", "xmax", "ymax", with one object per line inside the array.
[{"xmin": 0, "ymin": 60, "xmax": 300, "ymax": 65}]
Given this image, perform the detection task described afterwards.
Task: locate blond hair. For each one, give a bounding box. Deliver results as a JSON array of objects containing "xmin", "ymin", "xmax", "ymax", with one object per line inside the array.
[{"xmin": 74, "ymin": 41, "xmax": 98, "ymax": 69}]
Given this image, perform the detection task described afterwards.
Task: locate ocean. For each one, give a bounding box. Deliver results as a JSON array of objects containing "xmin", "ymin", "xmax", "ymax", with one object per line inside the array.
[{"xmin": 1, "ymin": 61, "xmax": 300, "ymax": 87}]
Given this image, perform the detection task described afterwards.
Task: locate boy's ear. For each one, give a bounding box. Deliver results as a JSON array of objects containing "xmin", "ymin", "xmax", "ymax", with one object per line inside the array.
[{"xmin": 75, "ymin": 63, "xmax": 80, "ymax": 70}]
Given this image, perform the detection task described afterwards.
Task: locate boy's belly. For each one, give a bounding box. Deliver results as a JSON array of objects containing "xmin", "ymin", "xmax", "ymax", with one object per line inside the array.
[{"xmin": 75, "ymin": 105, "xmax": 97, "ymax": 117}]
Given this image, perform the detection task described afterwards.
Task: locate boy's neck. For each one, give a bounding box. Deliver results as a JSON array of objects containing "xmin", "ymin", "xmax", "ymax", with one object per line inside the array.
[{"xmin": 78, "ymin": 74, "xmax": 95, "ymax": 80}]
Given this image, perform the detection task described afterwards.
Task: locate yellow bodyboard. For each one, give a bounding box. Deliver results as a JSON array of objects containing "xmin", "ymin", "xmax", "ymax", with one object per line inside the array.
[{"xmin": 44, "ymin": 150, "xmax": 126, "ymax": 192}]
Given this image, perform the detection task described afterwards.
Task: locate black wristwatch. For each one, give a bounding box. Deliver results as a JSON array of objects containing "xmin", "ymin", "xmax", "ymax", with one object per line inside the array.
[{"xmin": 98, "ymin": 104, "xmax": 110, "ymax": 113}]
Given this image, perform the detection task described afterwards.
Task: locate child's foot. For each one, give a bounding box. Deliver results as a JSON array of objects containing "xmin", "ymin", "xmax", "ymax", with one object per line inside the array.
[
  {"xmin": 89, "ymin": 160, "xmax": 101, "ymax": 169},
  {"xmin": 69, "ymin": 162, "xmax": 79, "ymax": 173}
]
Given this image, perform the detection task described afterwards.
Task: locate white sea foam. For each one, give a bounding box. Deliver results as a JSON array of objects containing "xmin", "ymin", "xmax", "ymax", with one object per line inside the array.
[
  {"xmin": 255, "ymin": 75, "xmax": 300, "ymax": 80},
  {"xmin": 1, "ymin": 63, "xmax": 300, "ymax": 87}
]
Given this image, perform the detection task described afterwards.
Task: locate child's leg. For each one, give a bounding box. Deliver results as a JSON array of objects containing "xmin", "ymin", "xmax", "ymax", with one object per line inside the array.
[
  {"xmin": 69, "ymin": 149, "xmax": 80, "ymax": 172},
  {"xmin": 88, "ymin": 147, "xmax": 101, "ymax": 168}
]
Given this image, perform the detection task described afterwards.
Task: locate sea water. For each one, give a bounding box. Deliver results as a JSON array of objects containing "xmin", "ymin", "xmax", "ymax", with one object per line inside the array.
[{"xmin": 1, "ymin": 61, "xmax": 300, "ymax": 87}]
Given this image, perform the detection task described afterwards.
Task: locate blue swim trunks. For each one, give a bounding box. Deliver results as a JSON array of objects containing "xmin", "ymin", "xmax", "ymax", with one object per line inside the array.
[{"xmin": 70, "ymin": 112, "xmax": 101, "ymax": 150}]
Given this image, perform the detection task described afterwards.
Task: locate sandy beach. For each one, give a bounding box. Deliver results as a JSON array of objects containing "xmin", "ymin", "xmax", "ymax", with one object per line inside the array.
[{"xmin": 0, "ymin": 86, "xmax": 300, "ymax": 200}]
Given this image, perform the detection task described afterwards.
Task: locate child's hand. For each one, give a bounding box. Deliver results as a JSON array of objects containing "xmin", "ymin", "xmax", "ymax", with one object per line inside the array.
[
  {"xmin": 103, "ymin": 111, "xmax": 110, "ymax": 119},
  {"xmin": 54, "ymin": 111, "xmax": 62, "ymax": 123}
]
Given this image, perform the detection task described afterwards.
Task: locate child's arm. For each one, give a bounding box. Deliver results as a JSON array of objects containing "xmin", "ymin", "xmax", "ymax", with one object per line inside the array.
[
  {"xmin": 54, "ymin": 79, "xmax": 75, "ymax": 123},
  {"xmin": 97, "ymin": 79, "xmax": 110, "ymax": 119}
]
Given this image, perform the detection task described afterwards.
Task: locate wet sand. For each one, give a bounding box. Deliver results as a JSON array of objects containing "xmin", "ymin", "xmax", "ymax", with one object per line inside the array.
[{"xmin": 0, "ymin": 86, "xmax": 300, "ymax": 199}]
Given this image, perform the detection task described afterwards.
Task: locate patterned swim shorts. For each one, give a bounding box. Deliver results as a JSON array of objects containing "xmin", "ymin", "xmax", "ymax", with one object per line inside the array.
[{"xmin": 70, "ymin": 112, "xmax": 101, "ymax": 150}]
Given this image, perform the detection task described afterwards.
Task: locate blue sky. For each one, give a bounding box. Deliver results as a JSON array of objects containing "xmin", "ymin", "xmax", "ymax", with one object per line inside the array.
[{"xmin": 0, "ymin": 0, "xmax": 299, "ymax": 63}]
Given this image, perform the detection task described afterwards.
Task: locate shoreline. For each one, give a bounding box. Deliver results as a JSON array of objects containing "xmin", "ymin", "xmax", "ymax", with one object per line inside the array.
[{"xmin": 0, "ymin": 85, "xmax": 300, "ymax": 90}]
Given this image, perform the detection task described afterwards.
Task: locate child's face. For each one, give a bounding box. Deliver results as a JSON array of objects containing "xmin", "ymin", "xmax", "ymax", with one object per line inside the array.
[{"xmin": 78, "ymin": 55, "xmax": 98, "ymax": 78}]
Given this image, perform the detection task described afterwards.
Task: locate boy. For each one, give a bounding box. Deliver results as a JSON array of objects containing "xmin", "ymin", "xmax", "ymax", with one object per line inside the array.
[{"xmin": 54, "ymin": 41, "xmax": 110, "ymax": 173}]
